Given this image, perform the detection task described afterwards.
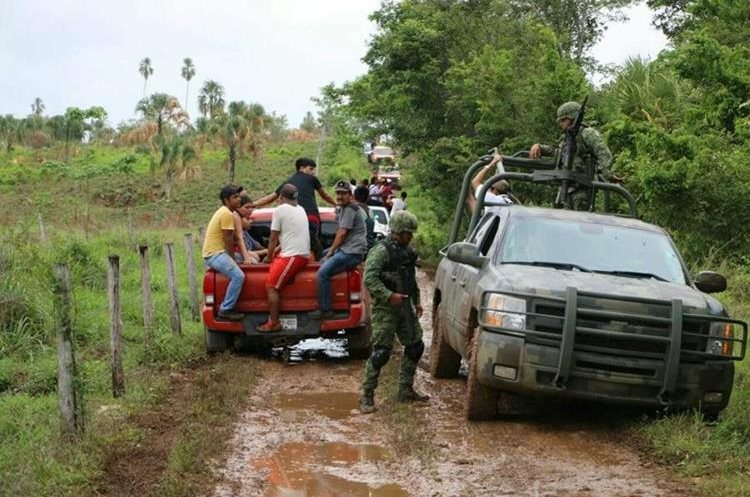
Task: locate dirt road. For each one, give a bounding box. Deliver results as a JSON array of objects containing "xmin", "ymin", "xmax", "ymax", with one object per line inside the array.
[{"xmin": 213, "ymin": 271, "xmax": 695, "ymax": 497}]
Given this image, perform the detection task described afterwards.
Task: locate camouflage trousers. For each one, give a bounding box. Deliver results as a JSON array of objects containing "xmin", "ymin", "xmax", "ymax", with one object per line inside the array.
[
  {"xmin": 361, "ymin": 304, "xmax": 423, "ymax": 395},
  {"xmin": 565, "ymin": 188, "xmax": 592, "ymax": 211}
]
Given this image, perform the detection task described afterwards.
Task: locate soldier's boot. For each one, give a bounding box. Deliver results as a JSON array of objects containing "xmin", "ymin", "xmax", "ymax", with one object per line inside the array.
[
  {"xmin": 359, "ymin": 392, "xmax": 376, "ymax": 414},
  {"xmin": 396, "ymin": 386, "xmax": 430, "ymax": 403}
]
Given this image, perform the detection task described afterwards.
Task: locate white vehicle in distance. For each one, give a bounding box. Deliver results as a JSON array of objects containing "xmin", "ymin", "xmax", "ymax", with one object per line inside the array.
[{"xmin": 369, "ymin": 205, "xmax": 390, "ymax": 239}]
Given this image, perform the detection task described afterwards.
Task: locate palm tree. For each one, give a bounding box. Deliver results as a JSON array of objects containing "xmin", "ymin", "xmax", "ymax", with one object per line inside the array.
[
  {"xmin": 136, "ymin": 93, "xmax": 189, "ymax": 136},
  {"xmin": 138, "ymin": 57, "xmax": 154, "ymax": 98},
  {"xmin": 197, "ymin": 80, "xmax": 225, "ymax": 120},
  {"xmin": 30, "ymin": 97, "xmax": 45, "ymax": 117},
  {"xmin": 181, "ymin": 58, "xmax": 196, "ymax": 111}
]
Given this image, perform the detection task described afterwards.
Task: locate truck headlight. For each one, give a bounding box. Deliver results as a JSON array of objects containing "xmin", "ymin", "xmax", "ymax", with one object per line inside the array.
[
  {"xmin": 483, "ymin": 294, "xmax": 526, "ymax": 331},
  {"xmin": 707, "ymin": 322, "xmax": 734, "ymax": 356}
]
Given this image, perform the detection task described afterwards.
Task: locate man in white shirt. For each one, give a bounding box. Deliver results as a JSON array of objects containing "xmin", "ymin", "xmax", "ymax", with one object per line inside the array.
[
  {"xmin": 466, "ymin": 153, "xmax": 515, "ymax": 214},
  {"xmin": 390, "ymin": 191, "xmax": 407, "ymax": 213},
  {"xmin": 259, "ymin": 184, "xmax": 310, "ymax": 332}
]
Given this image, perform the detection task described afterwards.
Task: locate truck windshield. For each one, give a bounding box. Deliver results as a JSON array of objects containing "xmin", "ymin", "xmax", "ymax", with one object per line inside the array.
[{"xmin": 499, "ymin": 218, "xmax": 687, "ymax": 285}]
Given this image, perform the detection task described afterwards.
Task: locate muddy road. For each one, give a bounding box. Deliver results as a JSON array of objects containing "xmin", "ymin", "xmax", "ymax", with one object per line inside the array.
[{"xmin": 213, "ymin": 271, "xmax": 695, "ymax": 497}]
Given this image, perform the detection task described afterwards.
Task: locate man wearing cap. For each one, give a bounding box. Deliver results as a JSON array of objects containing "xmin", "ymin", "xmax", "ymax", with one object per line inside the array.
[
  {"xmin": 258, "ymin": 184, "xmax": 311, "ymax": 332},
  {"xmin": 466, "ymin": 153, "xmax": 516, "ymax": 215},
  {"xmin": 254, "ymin": 157, "xmax": 335, "ymax": 260},
  {"xmin": 310, "ymin": 180, "xmax": 369, "ymax": 320},
  {"xmin": 203, "ymin": 184, "xmax": 246, "ymax": 321},
  {"xmin": 529, "ymin": 101, "xmax": 613, "ymax": 210}
]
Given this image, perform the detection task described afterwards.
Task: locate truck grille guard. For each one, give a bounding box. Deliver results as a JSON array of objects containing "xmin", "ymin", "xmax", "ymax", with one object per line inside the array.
[{"xmin": 479, "ymin": 288, "xmax": 747, "ymax": 405}]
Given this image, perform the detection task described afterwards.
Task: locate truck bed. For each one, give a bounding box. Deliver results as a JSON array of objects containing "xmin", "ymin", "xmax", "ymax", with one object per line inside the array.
[{"xmin": 202, "ymin": 261, "xmax": 368, "ymax": 336}]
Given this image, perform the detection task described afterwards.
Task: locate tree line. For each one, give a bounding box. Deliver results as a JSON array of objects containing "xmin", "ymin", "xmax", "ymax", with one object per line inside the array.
[{"xmin": 322, "ymin": 0, "xmax": 750, "ymax": 264}]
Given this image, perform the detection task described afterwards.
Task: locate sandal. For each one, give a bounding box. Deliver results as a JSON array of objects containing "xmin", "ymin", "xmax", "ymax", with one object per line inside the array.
[{"xmin": 257, "ymin": 320, "xmax": 282, "ymax": 333}]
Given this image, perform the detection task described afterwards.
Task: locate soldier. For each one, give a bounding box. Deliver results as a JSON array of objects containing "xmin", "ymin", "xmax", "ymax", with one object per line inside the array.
[
  {"xmin": 359, "ymin": 210, "xmax": 429, "ymax": 414},
  {"xmin": 529, "ymin": 101, "xmax": 613, "ymax": 211}
]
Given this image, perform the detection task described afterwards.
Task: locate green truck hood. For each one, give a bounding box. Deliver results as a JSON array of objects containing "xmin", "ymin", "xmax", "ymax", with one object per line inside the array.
[{"xmin": 494, "ymin": 265, "xmax": 720, "ymax": 312}]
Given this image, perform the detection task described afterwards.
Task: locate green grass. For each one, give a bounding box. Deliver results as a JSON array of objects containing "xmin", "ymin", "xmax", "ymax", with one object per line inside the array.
[
  {"xmin": 4, "ymin": 138, "xmax": 750, "ymax": 497},
  {"xmin": 635, "ymin": 266, "xmax": 750, "ymax": 496},
  {"xmin": 0, "ymin": 137, "xmax": 372, "ymax": 496}
]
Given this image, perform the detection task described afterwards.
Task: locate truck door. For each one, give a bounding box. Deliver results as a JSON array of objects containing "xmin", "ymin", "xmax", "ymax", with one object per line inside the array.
[{"xmin": 452, "ymin": 215, "xmax": 501, "ymax": 354}]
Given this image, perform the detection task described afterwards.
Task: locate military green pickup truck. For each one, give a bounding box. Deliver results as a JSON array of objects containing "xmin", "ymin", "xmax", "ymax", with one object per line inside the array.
[{"xmin": 431, "ymin": 155, "xmax": 747, "ymax": 420}]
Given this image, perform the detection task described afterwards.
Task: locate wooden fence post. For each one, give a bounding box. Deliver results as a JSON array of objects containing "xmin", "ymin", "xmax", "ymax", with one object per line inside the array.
[
  {"xmin": 108, "ymin": 255, "xmax": 125, "ymax": 397},
  {"xmin": 165, "ymin": 243, "xmax": 182, "ymax": 334},
  {"xmin": 183, "ymin": 233, "xmax": 200, "ymax": 322},
  {"xmin": 198, "ymin": 227, "xmax": 205, "ymax": 248},
  {"xmin": 127, "ymin": 208, "xmax": 136, "ymax": 250},
  {"xmin": 53, "ymin": 263, "xmax": 84, "ymax": 439},
  {"xmin": 138, "ymin": 245, "xmax": 154, "ymax": 344},
  {"xmin": 38, "ymin": 213, "xmax": 49, "ymax": 245}
]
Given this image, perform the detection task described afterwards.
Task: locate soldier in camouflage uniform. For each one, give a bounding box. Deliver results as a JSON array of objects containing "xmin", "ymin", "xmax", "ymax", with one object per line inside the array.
[
  {"xmin": 359, "ymin": 211, "xmax": 429, "ymax": 414},
  {"xmin": 529, "ymin": 101, "xmax": 613, "ymax": 211}
]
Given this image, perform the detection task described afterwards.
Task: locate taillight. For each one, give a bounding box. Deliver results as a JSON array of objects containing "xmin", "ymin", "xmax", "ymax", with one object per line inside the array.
[{"xmin": 349, "ymin": 269, "xmax": 362, "ymax": 302}]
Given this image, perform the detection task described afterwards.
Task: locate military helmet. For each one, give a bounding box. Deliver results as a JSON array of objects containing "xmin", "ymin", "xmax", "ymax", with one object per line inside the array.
[
  {"xmin": 557, "ymin": 101, "xmax": 581, "ymax": 121},
  {"xmin": 390, "ymin": 210, "xmax": 418, "ymax": 233}
]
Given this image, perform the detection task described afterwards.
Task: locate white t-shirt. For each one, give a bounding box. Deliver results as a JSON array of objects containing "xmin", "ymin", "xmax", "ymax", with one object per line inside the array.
[
  {"xmin": 391, "ymin": 198, "xmax": 406, "ymax": 213},
  {"xmin": 474, "ymin": 186, "xmax": 513, "ymax": 214},
  {"xmin": 271, "ymin": 203, "xmax": 310, "ymax": 257}
]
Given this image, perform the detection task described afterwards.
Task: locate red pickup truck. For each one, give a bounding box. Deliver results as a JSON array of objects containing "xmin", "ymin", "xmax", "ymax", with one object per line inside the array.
[{"xmin": 202, "ymin": 207, "xmax": 371, "ymax": 356}]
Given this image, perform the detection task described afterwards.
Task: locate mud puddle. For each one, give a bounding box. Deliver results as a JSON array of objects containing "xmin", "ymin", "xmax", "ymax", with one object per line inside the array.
[
  {"xmin": 214, "ymin": 270, "xmax": 698, "ymax": 497},
  {"xmin": 251, "ymin": 441, "xmax": 408, "ymax": 497}
]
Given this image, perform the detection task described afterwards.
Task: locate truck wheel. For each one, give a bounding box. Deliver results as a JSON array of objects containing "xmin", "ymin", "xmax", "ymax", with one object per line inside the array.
[
  {"xmin": 348, "ymin": 325, "xmax": 373, "ymax": 360},
  {"xmin": 429, "ymin": 305, "xmax": 461, "ymax": 378},
  {"xmin": 465, "ymin": 332, "xmax": 497, "ymax": 421},
  {"xmin": 205, "ymin": 327, "xmax": 235, "ymax": 354}
]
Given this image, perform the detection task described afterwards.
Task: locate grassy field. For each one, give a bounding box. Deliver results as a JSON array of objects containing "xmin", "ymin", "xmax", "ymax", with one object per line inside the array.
[
  {"xmin": 2, "ymin": 139, "xmax": 750, "ymax": 496},
  {"xmin": 0, "ymin": 139, "xmax": 372, "ymax": 496}
]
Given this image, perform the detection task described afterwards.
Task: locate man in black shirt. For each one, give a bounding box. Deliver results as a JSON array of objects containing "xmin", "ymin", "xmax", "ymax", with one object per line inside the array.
[{"xmin": 254, "ymin": 157, "xmax": 336, "ymax": 259}]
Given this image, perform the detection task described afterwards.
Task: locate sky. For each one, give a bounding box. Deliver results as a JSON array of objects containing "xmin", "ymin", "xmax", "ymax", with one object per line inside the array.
[{"xmin": 0, "ymin": 1, "xmax": 668, "ymax": 129}]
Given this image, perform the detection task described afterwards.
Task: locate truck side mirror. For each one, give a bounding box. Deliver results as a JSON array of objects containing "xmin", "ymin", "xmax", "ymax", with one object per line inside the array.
[
  {"xmin": 446, "ymin": 242, "xmax": 486, "ymax": 268},
  {"xmin": 694, "ymin": 271, "xmax": 727, "ymax": 294}
]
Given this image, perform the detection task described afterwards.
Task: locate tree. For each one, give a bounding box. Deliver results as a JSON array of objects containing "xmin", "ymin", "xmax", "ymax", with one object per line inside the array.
[
  {"xmin": 63, "ymin": 107, "xmax": 87, "ymax": 163},
  {"xmin": 197, "ymin": 80, "xmax": 225, "ymax": 120},
  {"xmin": 647, "ymin": 0, "xmax": 693, "ymax": 38},
  {"xmin": 507, "ymin": 0, "xmax": 636, "ymax": 66},
  {"xmin": 30, "ymin": 97, "xmax": 45, "ymax": 117},
  {"xmin": 139, "ymin": 57, "xmax": 154, "ymax": 98},
  {"xmin": 300, "ymin": 111, "xmax": 318, "ymax": 132},
  {"xmin": 136, "ymin": 93, "xmax": 189, "ymax": 136},
  {"xmin": 181, "ymin": 57, "xmax": 196, "ymax": 111},
  {"xmin": 0, "ymin": 115, "xmax": 19, "ymax": 153}
]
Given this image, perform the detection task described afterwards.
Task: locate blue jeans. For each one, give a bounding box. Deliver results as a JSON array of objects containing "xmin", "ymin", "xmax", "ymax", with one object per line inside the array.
[
  {"xmin": 205, "ymin": 252, "xmax": 245, "ymax": 312},
  {"xmin": 317, "ymin": 251, "xmax": 363, "ymax": 312}
]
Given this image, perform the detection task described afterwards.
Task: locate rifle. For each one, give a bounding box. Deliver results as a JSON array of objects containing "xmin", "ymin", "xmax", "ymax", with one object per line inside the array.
[{"xmin": 554, "ymin": 95, "xmax": 588, "ymax": 208}]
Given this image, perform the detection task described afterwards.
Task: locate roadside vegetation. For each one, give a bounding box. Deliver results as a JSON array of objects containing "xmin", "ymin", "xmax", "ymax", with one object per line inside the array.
[{"xmin": 2, "ymin": 0, "xmax": 750, "ymax": 496}]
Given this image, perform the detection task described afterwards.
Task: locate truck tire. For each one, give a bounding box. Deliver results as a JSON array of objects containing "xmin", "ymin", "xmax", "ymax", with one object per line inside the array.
[
  {"xmin": 205, "ymin": 327, "xmax": 235, "ymax": 354},
  {"xmin": 429, "ymin": 305, "xmax": 461, "ymax": 378},
  {"xmin": 465, "ymin": 332, "xmax": 498, "ymax": 421},
  {"xmin": 348, "ymin": 324, "xmax": 373, "ymax": 360}
]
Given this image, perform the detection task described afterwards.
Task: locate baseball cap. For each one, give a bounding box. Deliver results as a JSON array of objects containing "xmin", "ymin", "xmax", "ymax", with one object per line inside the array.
[
  {"xmin": 335, "ymin": 180, "xmax": 352, "ymax": 193},
  {"xmin": 219, "ymin": 184, "xmax": 243, "ymax": 201}
]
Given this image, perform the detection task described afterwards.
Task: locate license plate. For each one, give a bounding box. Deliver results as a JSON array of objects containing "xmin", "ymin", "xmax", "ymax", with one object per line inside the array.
[{"xmin": 279, "ymin": 316, "xmax": 297, "ymax": 330}]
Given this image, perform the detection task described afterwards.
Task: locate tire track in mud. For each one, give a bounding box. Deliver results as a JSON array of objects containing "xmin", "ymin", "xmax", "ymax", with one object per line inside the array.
[{"xmin": 213, "ymin": 270, "xmax": 697, "ymax": 497}]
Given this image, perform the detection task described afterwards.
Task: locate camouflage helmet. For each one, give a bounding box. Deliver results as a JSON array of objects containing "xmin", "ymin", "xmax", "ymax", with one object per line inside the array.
[
  {"xmin": 556, "ymin": 101, "xmax": 581, "ymax": 121},
  {"xmin": 390, "ymin": 210, "xmax": 418, "ymax": 233}
]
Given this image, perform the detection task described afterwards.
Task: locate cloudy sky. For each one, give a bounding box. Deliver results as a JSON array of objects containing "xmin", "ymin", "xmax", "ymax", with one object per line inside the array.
[{"xmin": 0, "ymin": 1, "xmax": 667, "ymax": 128}]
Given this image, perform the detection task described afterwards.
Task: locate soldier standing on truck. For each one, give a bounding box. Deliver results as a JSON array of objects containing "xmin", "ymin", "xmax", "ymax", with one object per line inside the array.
[
  {"xmin": 359, "ymin": 211, "xmax": 429, "ymax": 414},
  {"xmin": 528, "ymin": 101, "xmax": 613, "ymax": 211},
  {"xmin": 202, "ymin": 184, "xmax": 246, "ymax": 321},
  {"xmin": 254, "ymin": 157, "xmax": 336, "ymax": 260}
]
